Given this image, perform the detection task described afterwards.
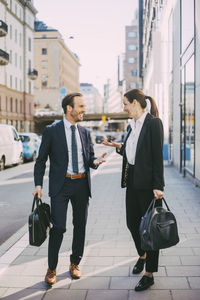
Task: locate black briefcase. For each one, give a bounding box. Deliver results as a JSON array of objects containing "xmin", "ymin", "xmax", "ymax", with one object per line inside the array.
[
  {"xmin": 139, "ymin": 197, "xmax": 179, "ymax": 251},
  {"xmin": 28, "ymin": 195, "xmax": 51, "ymax": 247}
]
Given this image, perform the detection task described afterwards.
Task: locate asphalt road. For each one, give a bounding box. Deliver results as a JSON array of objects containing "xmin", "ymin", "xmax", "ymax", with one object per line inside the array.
[{"xmin": 0, "ymin": 144, "xmax": 112, "ymax": 245}]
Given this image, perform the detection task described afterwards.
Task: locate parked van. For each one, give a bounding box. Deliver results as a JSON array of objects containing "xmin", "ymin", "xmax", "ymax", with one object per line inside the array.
[
  {"xmin": 18, "ymin": 132, "xmax": 41, "ymax": 162},
  {"xmin": 0, "ymin": 124, "xmax": 24, "ymax": 170}
]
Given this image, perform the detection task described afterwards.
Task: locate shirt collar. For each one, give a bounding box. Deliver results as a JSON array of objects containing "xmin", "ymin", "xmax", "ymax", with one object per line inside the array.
[
  {"xmin": 63, "ymin": 117, "xmax": 78, "ymax": 130},
  {"xmin": 130, "ymin": 111, "xmax": 148, "ymax": 129}
]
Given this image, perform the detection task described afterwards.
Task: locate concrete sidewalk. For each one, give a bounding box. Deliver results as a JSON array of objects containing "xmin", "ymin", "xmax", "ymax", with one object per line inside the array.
[{"xmin": 0, "ymin": 152, "xmax": 200, "ymax": 299}]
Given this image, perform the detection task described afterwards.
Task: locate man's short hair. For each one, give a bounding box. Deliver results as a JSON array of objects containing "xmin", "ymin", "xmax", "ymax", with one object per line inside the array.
[{"xmin": 62, "ymin": 92, "xmax": 82, "ymax": 114}]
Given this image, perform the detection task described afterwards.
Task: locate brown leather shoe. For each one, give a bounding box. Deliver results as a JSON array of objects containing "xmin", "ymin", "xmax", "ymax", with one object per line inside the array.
[
  {"xmin": 69, "ymin": 263, "xmax": 81, "ymax": 279},
  {"xmin": 45, "ymin": 268, "xmax": 56, "ymax": 285}
]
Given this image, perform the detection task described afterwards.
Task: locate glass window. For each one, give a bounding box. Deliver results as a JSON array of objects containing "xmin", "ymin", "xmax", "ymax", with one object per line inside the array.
[
  {"xmin": 15, "ymin": 77, "xmax": 17, "ymax": 89},
  {"xmin": 15, "ymin": 29, "xmax": 17, "ymax": 43},
  {"xmin": 185, "ymin": 55, "xmax": 194, "ymax": 173},
  {"xmin": 19, "ymin": 33, "xmax": 22, "ymax": 46},
  {"xmin": 131, "ymin": 70, "xmax": 137, "ymax": 76},
  {"xmin": 130, "ymin": 82, "xmax": 137, "ymax": 88},
  {"xmin": 15, "ymin": 53, "xmax": 17, "ymax": 67},
  {"xmin": 10, "ymin": 25, "xmax": 12, "ymax": 39},
  {"xmin": 128, "ymin": 58, "xmax": 136, "ymax": 64},
  {"xmin": 29, "ymin": 82, "xmax": 31, "ymax": 94},
  {"xmin": 15, "ymin": 99, "xmax": 18, "ymax": 112},
  {"xmin": 181, "ymin": 0, "xmax": 194, "ymax": 52},
  {"xmin": 42, "ymin": 48, "xmax": 47, "ymax": 55},
  {"xmin": 42, "ymin": 74, "xmax": 48, "ymax": 87},
  {"xmin": 10, "ymin": 75, "xmax": 12, "ymax": 88},
  {"xmin": 128, "ymin": 31, "xmax": 137, "ymax": 38},
  {"xmin": 128, "ymin": 45, "xmax": 138, "ymax": 51},
  {"xmin": 28, "ymin": 38, "xmax": 31, "ymax": 51},
  {"xmin": 42, "ymin": 60, "xmax": 48, "ymax": 68},
  {"xmin": 10, "ymin": 97, "xmax": 13, "ymax": 112},
  {"xmin": 9, "ymin": 50, "xmax": 12, "ymax": 63}
]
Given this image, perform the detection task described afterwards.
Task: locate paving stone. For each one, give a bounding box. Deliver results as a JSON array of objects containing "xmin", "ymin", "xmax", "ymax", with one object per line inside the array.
[
  {"xmin": 166, "ymin": 266, "xmax": 200, "ymax": 276},
  {"xmin": 151, "ymin": 277, "xmax": 189, "ymax": 289},
  {"xmin": 11, "ymin": 255, "xmax": 47, "ymax": 266},
  {"xmin": 99, "ymin": 248, "xmax": 130, "ymax": 257},
  {"xmin": 69, "ymin": 277, "xmax": 110, "ymax": 289},
  {"xmin": 188, "ymin": 277, "xmax": 200, "ymax": 289},
  {"xmin": 0, "ymin": 287, "xmax": 7, "ymax": 297},
  {"xmin": 180, "ymin": 255, "xmax": 200, "ymax": 265},
  {"xmin": 1, "ymin": 288, "xmax": 46, "ymax": 299},
  {"xmin": 159, "ymin": 256, "xmax": 181, "ymax": 266},
  {"xmin": 86, "ymin": 290, "xmax": 129, "ymax": 300},
  {"xmin": 192, "ymin": 248, "xmax": 200, "ymax": 255},
  {"xmin": 161, "ymin": 248, "xmax": 194, "ymax": 256},
  {"xmin": 110, "ymin": 276, "xmax": 139, "ymax": 289},
  {"xmin": 0, "ymin": 275, "xmax": 46, "ymax": 289},
  {"xmin": 128, "ymin": 290, "xmax": 172, "ymax": 300},
  {"xmin": 93, "ymin": 265, "xmax": 129, "ymax": 277},
  {"xmin": 172, "ymin": 290, "xmax": 200, "ymax": 300},
  {"xmin": 81, "ymin": 256, "xmax": 114, "ymax": 266},
  {"xmin": 44, "ymin": 289, "xmax": 87, "ymax": 300}
]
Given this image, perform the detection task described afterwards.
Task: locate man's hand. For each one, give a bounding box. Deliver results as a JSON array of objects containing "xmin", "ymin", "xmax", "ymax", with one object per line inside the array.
[
  {"xmin": 153, "ymin": 189, "xmax": 164, "ymax": 199},
  {"xmin": 93, "ymin": 152, "xmax": 107, "ymax": 166},
  {"xmin": 102, "ymin": 140, "xmax": 122, "ymax": 150},
  {"xmin": 33, "ymin": 186, "xmax": 42, "ymax": 199}
]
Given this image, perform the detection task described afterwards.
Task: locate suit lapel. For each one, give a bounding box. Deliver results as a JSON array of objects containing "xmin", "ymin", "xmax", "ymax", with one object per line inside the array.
[
  {"xmin": 135, "ymin": 113, "xmax": 152, "ymax": 157},
  {"xmin": 57, "ymin": 120, "xmax": 68, "ymax": 158},
  {"xmin": 123, "ymin": 125, "xmax": 132, "ymax": 146},
  {"xmin": 77, "ymin": 125, "xmax": 86, "ymax": 158}
]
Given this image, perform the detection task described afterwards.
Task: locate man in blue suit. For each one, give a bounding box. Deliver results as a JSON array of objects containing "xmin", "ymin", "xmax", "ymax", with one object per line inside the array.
[{"xmin": 33, "ymin": 93, "xmax": 106, "ymax": 285}]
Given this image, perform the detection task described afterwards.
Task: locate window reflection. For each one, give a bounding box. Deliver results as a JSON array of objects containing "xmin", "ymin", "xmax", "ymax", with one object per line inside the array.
[
  {"xmin": 181, "ymin": 0, "xmax": 194, "ymax": 52},
  {"xmin": 185, "ymin": 56, "xmax": 194, "ymax": 173}
]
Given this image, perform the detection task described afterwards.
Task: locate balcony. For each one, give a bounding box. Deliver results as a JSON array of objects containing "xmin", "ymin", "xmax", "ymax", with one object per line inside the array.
[
  {"xmin": 0, "ymin": 20, "xmax": 8, "ymax": 37},
  {"xmin": 28, "ymin": 69, "xmax": 38, "ymax": 80},
  {"xmin": 0, "ymin": 49, "xmax": 9, "ymax": 65}
]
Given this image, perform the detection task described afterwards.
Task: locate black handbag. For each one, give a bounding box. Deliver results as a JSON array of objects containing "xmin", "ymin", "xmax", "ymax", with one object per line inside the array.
[
  {"xmin": 139, "ymin": 197, "xmax": 179, "ymax": 251},
  {"xmin": 28, "ymin": 195, "xmax": 51, "ymax": 247}
]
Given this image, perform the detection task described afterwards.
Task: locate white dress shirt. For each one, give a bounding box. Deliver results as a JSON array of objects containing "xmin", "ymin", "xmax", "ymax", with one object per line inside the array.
[
  {"xmin": 126, "ymin": 112, "xmax": 147, "ymax": 165},
  {"xmin": 63, "ymin": 118, "xmax": 85, "ymax": 174}
]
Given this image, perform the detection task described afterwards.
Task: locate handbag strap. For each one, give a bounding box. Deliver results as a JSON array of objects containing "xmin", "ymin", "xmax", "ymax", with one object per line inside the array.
[
  {"xmin": 161, "ymin": 197, "xmax": 171, "ymax": 211},
  {"xmin": 146, "ymin": 197, "xmax": 171, "ymax": 212},
  {"xmin": 31, "ymin": 194, "xmax": 43, "ymax": 212}
]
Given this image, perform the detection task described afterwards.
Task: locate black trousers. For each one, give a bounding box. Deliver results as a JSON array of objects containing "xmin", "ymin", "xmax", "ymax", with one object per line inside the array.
[
  {"xmin": 48, "ymin": 177, "xmax": 89, "ymax": 270},
  {"xmin": 126, "ymin": 165, "xmax": 162, "ymax": 273}
]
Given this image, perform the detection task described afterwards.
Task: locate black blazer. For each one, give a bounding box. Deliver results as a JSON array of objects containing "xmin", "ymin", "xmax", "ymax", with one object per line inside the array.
[
  {"xmin": 118, "ymin": 113, "xmax": 164, "ymax": 191},
  {"xmin": 34, "ymin": 120, "xmax": 97, "ymax": 197}
]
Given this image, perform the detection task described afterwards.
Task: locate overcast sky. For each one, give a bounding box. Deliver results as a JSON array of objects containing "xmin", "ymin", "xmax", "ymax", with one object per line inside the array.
[{"xmin": 34, "ymin": 0, "xmax": 138, "ymax": 95}]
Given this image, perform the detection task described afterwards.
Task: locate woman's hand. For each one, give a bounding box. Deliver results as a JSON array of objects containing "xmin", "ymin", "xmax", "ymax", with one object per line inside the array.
[
  {"xmin": 102, "ymin": 140, "xmax": 122, "ymax": 150},
  {"xmin": 153, "ymin": 189, "xmax": 164, "ymax": 199},
  {"xmin": 93, "ymin": 152, "xmax": 107, "ymax": 166}
]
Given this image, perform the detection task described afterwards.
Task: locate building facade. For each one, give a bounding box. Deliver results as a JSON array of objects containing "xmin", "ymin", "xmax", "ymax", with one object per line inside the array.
[
  {"xmin": 34, "ymin": 21, "xmax": 80, "ymax": 114},
  {"xmin": 80, "ymin": 83, "xmax": 103, "ymax": 114},
  {"xmin": 0, "ymin": 0, "xmax": 37, "ymax": 132},
  {"xmin": 124, "ymin": 11, "xmax": 141, "ymax": 91},
  {"xmin": 140, "ymin": 0, "xmax": 200, "ymax": 185}
]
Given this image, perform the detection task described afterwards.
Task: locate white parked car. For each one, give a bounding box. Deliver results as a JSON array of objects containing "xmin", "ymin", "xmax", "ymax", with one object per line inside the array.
[{"xmin": 0, "ymin": 124, "xmax": 24, "ymax": 170}]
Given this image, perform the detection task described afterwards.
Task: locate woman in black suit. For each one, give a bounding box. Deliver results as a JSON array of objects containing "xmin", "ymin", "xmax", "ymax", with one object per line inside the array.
[{"xmin": 103, "ymin": 89, "xmax": 164, "ymax": 291}]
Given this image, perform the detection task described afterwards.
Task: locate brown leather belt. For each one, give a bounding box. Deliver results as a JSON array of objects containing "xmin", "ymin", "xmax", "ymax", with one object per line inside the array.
[{"xmin": 66, "ymin": 173, "xmax": 87, "ymax": 179}]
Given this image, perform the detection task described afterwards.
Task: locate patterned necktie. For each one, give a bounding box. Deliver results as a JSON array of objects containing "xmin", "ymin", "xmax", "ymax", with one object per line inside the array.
[{"xmin": 71, "ymin": 125, "xmax": 79, "ymax": 174}]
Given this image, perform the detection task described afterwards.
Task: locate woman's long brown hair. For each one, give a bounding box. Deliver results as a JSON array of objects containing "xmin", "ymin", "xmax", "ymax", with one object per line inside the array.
[{"xmin": 124, "ymin": 89, "xmax": 159, "ymax": 117}]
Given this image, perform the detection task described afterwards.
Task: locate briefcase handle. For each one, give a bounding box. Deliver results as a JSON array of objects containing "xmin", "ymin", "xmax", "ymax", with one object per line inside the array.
[
  {"xmin": 31, "ymin": 194, "xmax": 43, "ymax": 212},
  {"xmin": 146, "ymin": 197, "xmax": 171, "ymax": 214}
]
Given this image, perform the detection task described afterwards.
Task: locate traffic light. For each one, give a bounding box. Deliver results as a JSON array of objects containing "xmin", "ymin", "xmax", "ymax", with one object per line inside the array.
[{"xmin": 101, "ymin": 115, "xmax": 106, "ymax": 125}]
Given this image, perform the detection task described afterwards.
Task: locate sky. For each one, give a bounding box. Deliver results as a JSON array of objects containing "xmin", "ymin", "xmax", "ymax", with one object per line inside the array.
[{"xmin": 34, "ymin": 0, "xmax": 138, "ymax": 95}]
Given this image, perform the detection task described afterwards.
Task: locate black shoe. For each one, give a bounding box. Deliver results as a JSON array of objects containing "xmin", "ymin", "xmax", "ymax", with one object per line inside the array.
[
  {"xmin": 135, "ymin": 275, "xmax": 154, "ymax": 291},
  {"xmin": 132, "ymin": 258, "xmax": 146, "ymax": 274}
]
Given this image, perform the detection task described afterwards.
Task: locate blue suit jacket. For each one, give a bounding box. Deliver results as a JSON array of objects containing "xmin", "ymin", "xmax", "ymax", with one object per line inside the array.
[{"xmin": 34, "ymin": 120, "xmax": 97, "ymax": 197}]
